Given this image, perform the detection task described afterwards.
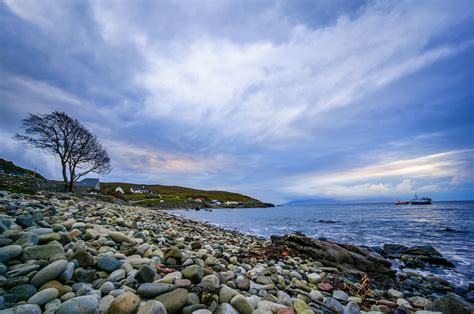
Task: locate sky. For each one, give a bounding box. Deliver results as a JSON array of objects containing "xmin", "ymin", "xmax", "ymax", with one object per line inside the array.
[{"xmin": 0, "ymin": 0, "xmax": 473, "ymax": 203}]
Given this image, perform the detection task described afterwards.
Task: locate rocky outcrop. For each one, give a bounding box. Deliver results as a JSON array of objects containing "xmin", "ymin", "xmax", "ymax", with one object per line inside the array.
[
  {"xmin": 271, "ymin": 233, "xmax": 394, "ymax": 276},
  {"xmin": 426, "ymin": 294, "xmax": 474, "ymax": 314},
  {"xmin": 383, "ymin": 244, "xmax": 455, "ymax": 268}
]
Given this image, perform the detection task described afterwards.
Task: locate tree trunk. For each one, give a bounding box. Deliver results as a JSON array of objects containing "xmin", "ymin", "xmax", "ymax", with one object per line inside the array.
[
  {"xmin": 68, "ymin": 166, "xmax": 75, "ymax": 193},
  {"xmin": 61, "ymin": 160, "xmax": 69, "ymax": 192}
]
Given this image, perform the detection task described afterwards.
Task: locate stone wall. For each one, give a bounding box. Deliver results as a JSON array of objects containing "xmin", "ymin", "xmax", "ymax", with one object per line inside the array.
[{"xmin": 0, "ymin": 174, "xmax": 64, "ymax": 193}]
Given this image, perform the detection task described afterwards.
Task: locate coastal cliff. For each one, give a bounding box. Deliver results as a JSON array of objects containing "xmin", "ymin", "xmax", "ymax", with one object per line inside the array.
[{"xmin": 0, "ymin": 190, "xmax": 472, "ymax": 314}]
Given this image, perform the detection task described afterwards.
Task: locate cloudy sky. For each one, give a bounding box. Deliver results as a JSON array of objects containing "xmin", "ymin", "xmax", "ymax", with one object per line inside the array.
[{"xmin": 0, "ymin": 0, "xmax": 473, "ymax": 203}]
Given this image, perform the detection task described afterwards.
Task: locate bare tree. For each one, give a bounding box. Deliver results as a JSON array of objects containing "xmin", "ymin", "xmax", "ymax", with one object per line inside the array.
[{"xmin": 14, "ymin": 111, "xmax": 111, "ymax": 192}]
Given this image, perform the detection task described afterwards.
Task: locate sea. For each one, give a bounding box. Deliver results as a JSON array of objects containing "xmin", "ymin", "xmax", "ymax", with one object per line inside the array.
[{"xmin": 165, "ymin": 201, "xmax": 474, "ymax": 287}]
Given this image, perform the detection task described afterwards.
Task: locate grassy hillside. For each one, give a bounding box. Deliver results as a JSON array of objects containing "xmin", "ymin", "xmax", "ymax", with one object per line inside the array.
[
  {"xmin": 101, "ymin": 182, "xmax": 262, "ymax": 206},
  {"xmin": 0, "ymin": 158, "xmax": 271, "ymax": 207},
  {"xmin": 0, "ymin": 158, "xmax": 45, "ymax": 179}
]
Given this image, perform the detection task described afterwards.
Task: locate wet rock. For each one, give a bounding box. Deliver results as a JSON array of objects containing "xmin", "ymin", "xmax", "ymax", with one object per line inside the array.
[
  {"xmin": 0, "ymin": 304, "xmax": 41, "ymax": 314},
  {"xmin": 307, "ymin": 273, "xmax": 321, "ymax": 284},
  {"xmin": 230, "ymin": 295, "xmax": 253, "ymax": 314},
  {"xmin": 278, "ymin": 291, "xmax": 293, "ymax": 307},
  {"xmin": 108, "ymin": 291, "xmax": 141, "ymax": 314},
  {"xmin": 155, "ymin": 288, "xmax": 188, "ymax": 313},
  {"xmin": 38, "ymin": 233, "xmax": 61, "ymax": 244},
  {"xmin": 324, "ymin": 297, "xmax": 345, "ymax": 313},
  {"xmin": 409, "ymin": 296, "xmax": 432, "ymax": 308},
  {"xmin": 22, "ymin": 241, "xmax": 64, "ymax": 260},
  {"xmin": 256, "ymin": 275, "xmax": 273, "ymax": 285},
  {"xmin": 181, "ymin": 265, "xmax": 204, "ymax": 284},
  {"xmin": 333, "ymin": 290, "xmax": 349, "ymax": 301},
  {"xmin": 138, "ymin": 300, "xmax": 167, "ymax": 314},
  {"xmin": 30, "ymin": 260, "xmax": 68, "ymax": 287},
  {"xmin": 466, "ymin": 290, "xmax": 474, "ymax": 302},
  {"xmin": 190, "ymin": 241, "xmax": 202, "ymax": 250},
  {"xmin": 14, "ymin": 232, "xmax": 39, "ymax": 246},
  {"xmin": 192, "ymin": 310, "xmax": 212, "ymax": 314},
  {"xmin": 108, "ymin": 231, "xmax": 135, "ymax": 244},
  {"xmin": 56, "ymin": 295, "xmax": 99, "ymax": 314},
  {"xmin": 57, "ymin": 261, "xmax": 74, "ymax": 282},
  {"xmin": 182, "ymin": 304, "xmax": 207, "ymax": 314},
  {"xmin": 69, "ymin": 250, "xmax": 94, "ymax": 267},
  {"xmin": 98, "ymin": 295, "xmax": 114, "ymax": 313},
  {"xmin": 293, "ymin": 299, "xmax": 312, "ymax": 314},
  {"xmin": 187, "ymin": 293, "xmax": 200, "ymax": 305},
  {"xmin": 137, "ymin": 283, "xmax": 176, "ymax": 298},
  {"xmin": 344, "ymin": 301, "xmax": 360, "ymax": 314},
  {"xmin": 136, "ymin": 264, "xmax": 156, "ymax": 283},
  {"xmin": 377, "ymin": 299, "xmax": 397, "ymax": 308},
  {"xmin": 271, "ymin": 233, "xmax": 393, "ymax": 275},
  {"xmin": 199, "ymin": 274, "xmax": 220, "ymax": 290},
  {"xmin": 216, "ymin": 303, "xmax": 239, "ymax": 314},
  {"xmin": 38, "ymin": 280, "xmax": 68, "ymax": 296},
  {"xmin": 6, "ymin": 263, "xmax": 40, "ymax": 277},
  {"xmin": 8, "ymin": 284, "xmax": 37, "ymax": 302},
  {"xmin": 108, "ymin": 269, "xmax": 126, "ymax": 282},
  {"xmin": 76, "ymin": 268, "xmax": 96, "ymax": 283},
  {"xmin": 383, "ymin": 244, "xmax": 455, "ymax": 268},
  {"xmin": 219, "ymin": 285, "xmax": 239, "ymax": 303},
  {"xmin": 175, "ymin": 279, "xmax": 192, "ymax": 288},
  {"xmin": 425, "ymin": 294, "xmax": 474, "ymax": 314},
  {"xmin": 388, "ymin": 288, "xmax": 404, "ymax": 299},
  {"xmin": 236, "ymin": 277, "xmax": 250, "ymax": 291},
  {"xmin": 99, "ymin": 281, "xmax": 115, "ymax": 295},
  {"xmin": 27, "ymin": 288, "xmax": 59, "ymax": 305},
  {"xmin": 318, "ymin": 282, "xmax": 333, "ymax": 291},
  {"xmin": 97, "ymin": 255, "xmax": 122, "ymax": 272},
  {"xmin": 0, "ymin": 245, "xmax": 22, "ymax": 261},
  {"xmin": 16, "ymin": 216, "xmax": 33, "ymax": 228}
]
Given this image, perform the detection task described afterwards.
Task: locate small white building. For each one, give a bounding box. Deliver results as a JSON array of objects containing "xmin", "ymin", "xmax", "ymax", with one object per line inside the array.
[
  {"xmin": 130, "ymin": 186, "xmax": 152, "ymax": 194},
  {"xmin": 225, "ymin": 201, "xmax": 239, "ymax": 206},
  {"xmin": 115, "ymin": 186, "xmax": 124, "ymax": 194}
]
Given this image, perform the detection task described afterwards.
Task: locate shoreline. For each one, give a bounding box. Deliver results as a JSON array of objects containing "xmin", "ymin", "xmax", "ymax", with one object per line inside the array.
[
  {"xmin": 0, "ymin": 190, "xmax": 472, "ymax": 313},
  {"xmin": 166, "ymin": 210, "xmax": 471, "ymax": 290},
  {"xmin": 164, "ymin": 205, "xmax": 473, "ymax": 289}
]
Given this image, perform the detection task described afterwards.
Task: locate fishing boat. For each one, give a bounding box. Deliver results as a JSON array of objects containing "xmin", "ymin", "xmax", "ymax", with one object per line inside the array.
[
  {"xmin": 410, "ymin": 193, "xmax": 432, "ymax": 205},
  {"xmin": 395, "ymin": 199, "xmax": 410, "ymax": 205}
]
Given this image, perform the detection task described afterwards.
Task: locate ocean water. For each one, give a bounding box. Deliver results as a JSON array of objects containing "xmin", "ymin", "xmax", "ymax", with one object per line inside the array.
[{"xmin": 166, "ymin": 201, "xmax": 474, "ymax": 287}]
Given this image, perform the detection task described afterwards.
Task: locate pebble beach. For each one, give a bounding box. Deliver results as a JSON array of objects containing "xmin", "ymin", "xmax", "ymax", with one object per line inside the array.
[{"xmin": 0, "ymin": 191, "xmax": 472, "ymax": 314}]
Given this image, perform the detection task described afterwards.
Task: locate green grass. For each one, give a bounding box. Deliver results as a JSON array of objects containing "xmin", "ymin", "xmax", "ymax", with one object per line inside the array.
[{"xmin": 101, "ymin": 182, "xmax": 261, "ymax": 203}]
